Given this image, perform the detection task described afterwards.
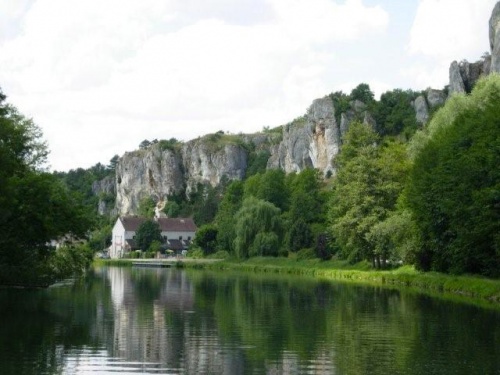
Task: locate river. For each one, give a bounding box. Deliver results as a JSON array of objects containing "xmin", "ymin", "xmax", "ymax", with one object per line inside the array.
[{"xmin": 0, "ymin": 266, "xmax": 498, "ymax": 374}]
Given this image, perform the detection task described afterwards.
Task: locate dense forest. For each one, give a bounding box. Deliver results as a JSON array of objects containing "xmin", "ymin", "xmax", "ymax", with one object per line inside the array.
[{"xmin": 1, "ymin": 74, "xmax": 499, "ymax": 285}]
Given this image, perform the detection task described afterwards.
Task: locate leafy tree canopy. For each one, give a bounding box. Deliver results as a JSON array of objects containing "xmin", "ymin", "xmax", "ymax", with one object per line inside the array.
[
  {"xmin": 405, "ymin": 75, "xmax": 500, "ymax": 276},
  {"xmin": 135, "ymin": 220, "xmax": 162, "ymax": 251},
  {"xmin": 0, "ymin": 89, "xmax": 93, "ymax": 285}
]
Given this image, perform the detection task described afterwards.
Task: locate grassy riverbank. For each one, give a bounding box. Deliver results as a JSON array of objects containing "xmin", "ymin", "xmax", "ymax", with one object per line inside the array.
[{"xmin": 95, "ymin": 257, "xmax": 500, "ymax": 307}]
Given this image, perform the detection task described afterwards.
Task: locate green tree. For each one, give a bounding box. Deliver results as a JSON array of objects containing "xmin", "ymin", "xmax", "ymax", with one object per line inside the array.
[
  {"xmin": 0, "ymin": 91, "xmax": 93, "ymax": 285},
  {"xmin": 107, "ymin": 154, "xmax": 119, "ymax": 171},
  {"xmin": 215, "ymin": 180, "xmax": 244, "ymax": 254},
  {"xmin": 373, "ymin": 89, "xmax": 419, "ymax": 137},
  {"xmin": 244, "ymin": 169, "xmax": 288, "ymax": 211},
  {"xmin": 164, "ymin": 200, "xmax": 180, "ymax": 217},
  {"xmin": 139, "ymin": 139, "xmax": 151, "ymax": 149},
  {"xmin": 234, "ymin": 197, "xmax": 283, "ymax": 258},
  {"xmin": 135, "ymin": 220, "xmax": 162, "ymax": 251},
  {"xmin": 138, "ymin": 196, "xmax": 156, "ymax": 218},
  {"xmin": 287, "ymin": 218, "xmax": 313, "ymax": 252},
  {"xmin": 405, "ymin": 75, "xmax": 500, "ymax": 276},
  {"xmin": 288, "ymin": 168, "xmax": 325, "ymax": 224},
  {"xmin": 350, "ymin": 83, "xmax": 375, "ymax": 104},
  {"xmin": 328, "ymin": 123, "xmax": 409, "ymax": 267},
  {"xmin": 193, "ymin": 224, "xmax": 218, "ymax": 255}
]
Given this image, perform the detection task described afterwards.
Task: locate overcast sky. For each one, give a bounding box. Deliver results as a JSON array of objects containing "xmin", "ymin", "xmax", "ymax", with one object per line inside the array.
[{"xmin": 0, "ymin": 0, "xmax": 497, "ymax": 171}]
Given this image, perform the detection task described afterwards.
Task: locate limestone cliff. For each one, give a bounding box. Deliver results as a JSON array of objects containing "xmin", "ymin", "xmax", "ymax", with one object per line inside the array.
[
  {"xmin": 490, "ymin": 1, "xmax": 500, "ymax": 72},
  {"xmin": 115, "ymin": 146, "xmax": 184, "ymax": 215},
  {"xmin": 181, "ymin": 137, "xmax": 248, "ymax": 194},
  {"xmin": 267, "ymin": 97, "xmax": 340, "ymax": 175},
  {"xmin": 104, "ymin": 1, "xmax": 500, "ymax": 216},
  {"xmin": 92, "ymin": 175, "xmax": 116, "ymax": 216}
]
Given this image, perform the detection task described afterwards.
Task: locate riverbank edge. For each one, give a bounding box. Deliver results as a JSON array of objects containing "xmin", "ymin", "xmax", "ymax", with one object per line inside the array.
[{"xmin": 95, "ymin": 258, "xmax": 500, "ymax": 306}]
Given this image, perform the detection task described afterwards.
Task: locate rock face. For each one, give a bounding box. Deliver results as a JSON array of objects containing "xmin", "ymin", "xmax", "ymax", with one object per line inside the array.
[
  {"xmin": 414, "ymin": 95, "xmax": 429, "ymax": 124},
  {"xmin": 115, "ymin": 146, "xmax": 185, "ymax": 215},
  {"xmin": 267, "ymin": 97, "xmax": 340, "ymax": 176},
  {"xmin": 449, "ymin": 59, "xmax": 490, "ymax": 96},
  {"xmin": 449, "ymin": 61, "xmax": 466, "ymax": 95},
  {"xmin": 426, "ymin": 89, "xmax": 446, "ymax": 108},
  {"xmin": 490, "ymin": 1, "xmax": 500, "ymax": 73},
  {"xmin": 181, "ymin": 140, "xmax": 247, "ymax": 194},
  {"xmin": 92, "ymin": 175, "xmax": 116, "ymax": 216},
  {"xmin": 114, "ymin": 139, "xmax": 248, "ymax": 215}
]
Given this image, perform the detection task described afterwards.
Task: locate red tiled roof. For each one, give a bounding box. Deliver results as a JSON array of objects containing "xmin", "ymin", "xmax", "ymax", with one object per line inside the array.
[
  {"xmin": 157, "ymin": 218, "xmax": 197, "ymax": 232},
  {"xmin": 120, "ymin": 217, "xmax": 146, "ymax": 231}
]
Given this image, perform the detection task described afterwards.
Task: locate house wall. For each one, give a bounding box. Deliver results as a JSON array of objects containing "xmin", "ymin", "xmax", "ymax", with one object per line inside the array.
[
  {"xmin": 110, "ymin": 219, "xmax": 126, "ymax": 259},
  {"xmin": 161, "ymin": 230, "xmax": 196, "ymax": 241}
]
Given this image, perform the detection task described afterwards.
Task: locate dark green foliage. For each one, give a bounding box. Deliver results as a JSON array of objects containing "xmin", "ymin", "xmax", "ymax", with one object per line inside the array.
[
  {"xmin": 139, "ymin": 139, "xmax": 151, "ymax": 149},
  {"xmin": 108, "ymin": 154, "xmax": 119, "ymax": 171},
  {"xmin": 329, "ymin": 91, "xmax": 350, "ymax": 124},
  {"xmin": 244, "ymin": 169, "xmax": 288, "ymax": 211},
  {"xmin": 372, "ymin": 89, "xmax": 419, "ymax": 137},
  {"xmin": 406, "ymin": 76, "xmax": 500, "ymax": 277},
  {"xmin": 135, "ymin": 220, "xmax": 163, "ymax": 251},
  {"xmin": 54, "ymin": 162, "xmax": 113, "ymax": 213},
  {"xmin": 328, "ymin": 122, "xmax": 410, "ymax": 267},
  {"xmin": 287, "ymin": 218, "xmax": 313, "ymax": 252},
  {"xmin": 138, "ymin": 196, "xmax": 156, "ymax": 218},
  {"xmin": 246, "ymin": 150, "xmax": 270, "ymax": 177},
  {"xmin": 158, "ymin": 138, "xmax": 181, "ymax": 152},
  {"xmin": 193, "ymin": 224, "xmax": 218, "ymax": 255},
  {"xmin": 162, "ymin": 181, "xmax": 226, "ymax": 226},
  {"xmin": 164, "ymin": 200, "xmax": 181, "ymax": 217},
  {"xmin": 350, "ymin": 83, "xmax": 375, "ymax": 104},
  {"xmin": 0, "ymin": 90, "xmax": 94, "ymax": 285},
  {"xmin": 288, "ymin": 168, "xmax": 325, "ymax": 223},
  {"xmin": 315, "ymin": 233, "xmax": 332, "ymax": 260},
  {"xmin": 193, "ymin": 183, "xmax": 221, "ymax": 226},
  {"xmin": 234, "ymin": 197, "xmax": 283, "ymax": 258},
  {"xmin": 215, "ymin": 180, "xmax": 244, "ymax": 254}
]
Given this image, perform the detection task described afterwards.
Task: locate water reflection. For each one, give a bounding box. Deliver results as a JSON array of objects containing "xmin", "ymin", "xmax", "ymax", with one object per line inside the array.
[{"xmin": 0, "ymin": 267, "xmax": 498, "ymax": 375}]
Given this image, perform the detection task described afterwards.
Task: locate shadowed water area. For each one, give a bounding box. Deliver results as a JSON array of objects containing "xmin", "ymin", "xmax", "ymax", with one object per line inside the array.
[{"xmin": 0, "ymin": 266, "xmax": 498, "ymax": 374}]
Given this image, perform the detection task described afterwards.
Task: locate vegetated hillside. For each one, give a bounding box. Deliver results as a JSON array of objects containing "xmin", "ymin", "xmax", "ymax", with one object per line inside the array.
[{"xmin": 57, "ymin": 1, "xmax": 500, "ymax": 277}]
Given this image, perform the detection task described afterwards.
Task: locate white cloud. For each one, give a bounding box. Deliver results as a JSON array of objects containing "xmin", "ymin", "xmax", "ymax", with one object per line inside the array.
[
  {"xmin": 405, "ymin": 0, "xmax": 497, "ymax": 89},
  {"xmin": 409, "ymin": 0, "xmax": 496, "ymax": 60},
  {"xmin": 1, "ymin": 0, "xmax": 390, "ymax": 170}
]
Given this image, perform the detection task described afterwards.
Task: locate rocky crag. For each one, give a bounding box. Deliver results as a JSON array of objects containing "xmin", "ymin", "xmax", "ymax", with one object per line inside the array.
[{"xmin": 101, "ymin": 2, "xmax": 500, "ymax": 216}]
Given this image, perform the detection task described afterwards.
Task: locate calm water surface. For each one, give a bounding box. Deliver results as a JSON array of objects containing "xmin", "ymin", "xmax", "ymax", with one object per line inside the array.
[{"xmin": 0, "ymin": 266, "xmax": 498, "ymax": 375}]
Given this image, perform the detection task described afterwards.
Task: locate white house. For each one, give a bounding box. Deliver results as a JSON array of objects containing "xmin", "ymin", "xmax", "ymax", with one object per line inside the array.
[{"xmin": 110, "ymin": 216, "xmax": 197, "ymax": 259}]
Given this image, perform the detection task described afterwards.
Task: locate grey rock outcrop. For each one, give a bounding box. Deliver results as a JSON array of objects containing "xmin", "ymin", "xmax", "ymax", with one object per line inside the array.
[
  {"xmin": 92, "ymin": 175, "xmax": 116, "ymax": 216},
  {"xmin": 426, "ymin": 89, "xmax": 445, "ymax": 108},
  {"xmin": 490, "ymin": 1, "xmax": 500, "ymax": 72},
  {"xmin": 115, "ymin": 145, "xmax": 185, "ymax": 215},
  {"xmin": 414, "ymin": 95, "xmax": 429, "ymax": 124},
  {"xmin": 449, "ymin": 61, "xmax": 466, "ymax": 95},
  {"xmin": 267, "ymin": 97, "xmax": 341, "ymax": 176},
  {"xmin": 449, "ymin": 59, "xmax": 490, "ymax": 96},
  {"xmin": 181, "ymin": 140, "xmax": 247, "ymax": 194},
  {"xmin": 459, "ymin": 60, "xmax": 487, "ymax": 92},
  {"xmin": 363, "ymin": 111, "xmax": 376, "ymax": 129},
  {"xmin": 340, "ymin": 111, "xmax": 354, "ymax": 138}
]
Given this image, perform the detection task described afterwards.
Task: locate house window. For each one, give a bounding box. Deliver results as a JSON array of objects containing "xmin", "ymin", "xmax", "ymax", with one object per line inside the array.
[
  {"xmin": 163, "ymin": 236, "xmax": 168, "ymax": 241},
  {"xmin": 188, "ymin": 236, "xmax": 191, "ymax": 241},
  {"xmin": 179, "ymin": 236, "xmax": 183, "ymax": 240}
]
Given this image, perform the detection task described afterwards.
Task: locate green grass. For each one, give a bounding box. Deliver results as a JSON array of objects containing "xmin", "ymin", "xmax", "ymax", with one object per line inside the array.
[
  {"xmin": 180, "ymin": 257, "xmax": 500, "ymax": 308},
  {"xmin": 94, "ymin": 259, "xmax": 134, "ymax": 267}
]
